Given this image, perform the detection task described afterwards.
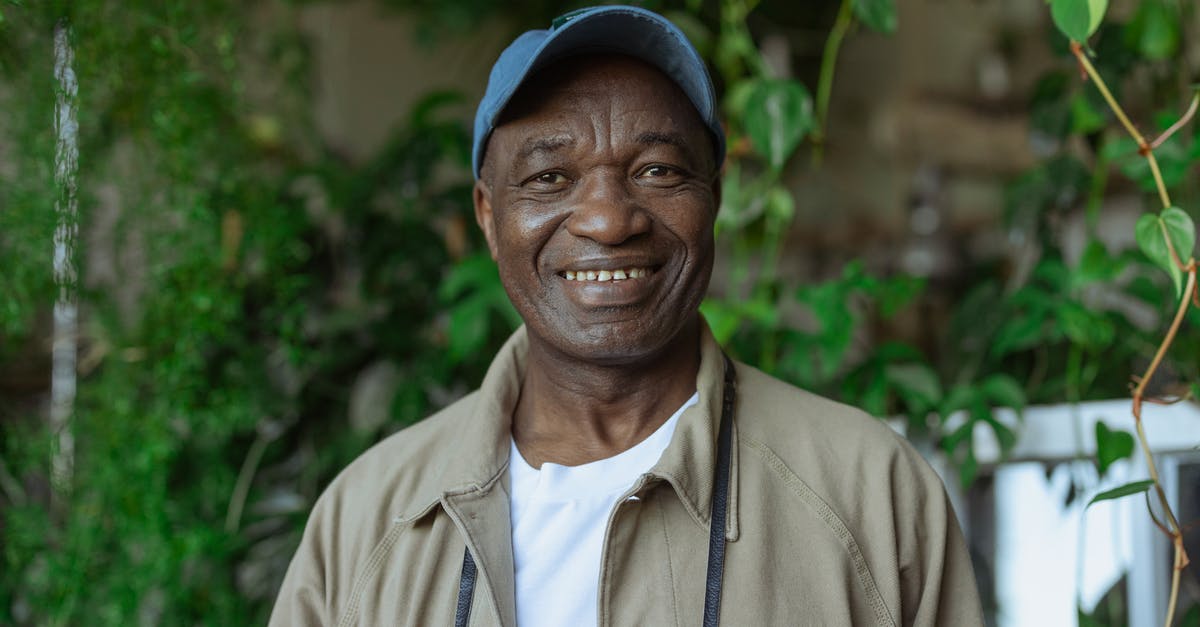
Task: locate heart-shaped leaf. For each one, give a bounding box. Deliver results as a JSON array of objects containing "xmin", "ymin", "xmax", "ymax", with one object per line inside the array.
[
  {"xmin": 1136, "ymin": 207, "xmax": 1195, "ymax": 297},
  {"xmin": 1095, "ymin": 420, "xmax": 1135, "ymax": 475},
  {"xmin": 743, "ymin": 79, "xmax": 813, "ymax": 171},
  {"xmin": 1162, "ymin": 206, "xmax": 1196, "ymax": 262},
  {"xmin": 1050, "ymin": 0, "xmax": 1108, "ymax": 43}
]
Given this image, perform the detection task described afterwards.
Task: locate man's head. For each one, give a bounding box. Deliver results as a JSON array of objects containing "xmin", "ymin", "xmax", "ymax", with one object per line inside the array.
[
  {"xmin": 471, "ymin": 5, "xmax": 725, "ymax": 179},
  {"xmin": 472, "ymin": 8, "xmax": 725, "ymax": 367}
]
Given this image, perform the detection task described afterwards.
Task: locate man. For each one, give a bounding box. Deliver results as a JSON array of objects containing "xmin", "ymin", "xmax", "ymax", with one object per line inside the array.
[{"xmin": 271, "ymin": 6, "xmax": 983, "ymax": 626}]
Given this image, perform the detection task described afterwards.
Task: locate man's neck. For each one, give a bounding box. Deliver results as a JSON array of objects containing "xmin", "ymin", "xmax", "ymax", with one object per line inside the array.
[{"xmin": 512, "ymin": 317, "xmax": 701, "ymax": 468}]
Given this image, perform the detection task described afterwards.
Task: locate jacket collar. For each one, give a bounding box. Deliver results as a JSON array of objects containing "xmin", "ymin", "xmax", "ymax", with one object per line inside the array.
[{"xmin": 401, "ymin": 319, "xmax": 740, "ymax": 540}]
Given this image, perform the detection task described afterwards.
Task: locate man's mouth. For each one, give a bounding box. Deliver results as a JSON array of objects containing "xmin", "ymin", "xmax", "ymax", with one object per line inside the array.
[{"xmin": 560, "ymin": 267, "xmax": 656, "ymax": 282}]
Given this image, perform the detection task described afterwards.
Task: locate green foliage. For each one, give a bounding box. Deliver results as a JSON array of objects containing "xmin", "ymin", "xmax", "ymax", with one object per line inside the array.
[
  {"xmin": 742, "ymin": 79, "xmax": 813, "ymax": 172},
  {"xmin": 1094, "ymin": 421, "xmax": 1135, "ymax": 476},
  {"xmin": 439, "ymin": 252, "xmax": 521, "ymax": 365},
  {"xmin": 1086, "ymin": 478, "xmax": 1154, "ymax": 507},
  {"xmin": 1135, "ymin": 206, "xmax": 1196, "ymax": 296},
  {"xmin": 938, "ymin": 375, "xmax": 1026, "ymax": 487},
  {"xmin": 1101, "ymin": 119, "xmax": 1200, "ymax": 194},
  {"xmin": 1125, "ymin": 0, "xmax": 1179, "ymax": 60},
  {"xmin": 1182, "ymin": 604, "xmax": 1200, "ymax": 627},
  {"xmin": 1049, "ymin": 0, "xmax": 1108, "ymax": 43},
  {"xmin": 0, "ymin": 1, "xmax": 507, "ymax": 623},
  {"xmin": 853, "ymin": 0, "xmax": 897, "ymax": 34}
]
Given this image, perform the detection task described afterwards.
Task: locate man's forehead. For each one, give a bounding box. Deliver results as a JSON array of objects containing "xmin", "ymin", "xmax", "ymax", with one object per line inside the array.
[
  {"xmin": 497, "ymin": 54, "xmax": 691, "ymax": 123},
  {"xmin": 481, "ymin": 56, "xmax": 712, "ymax": 179}
]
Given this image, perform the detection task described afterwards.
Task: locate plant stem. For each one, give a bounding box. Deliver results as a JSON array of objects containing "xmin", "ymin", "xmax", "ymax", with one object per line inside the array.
[
  {"xmin": 812, "ymin": 0, "xmax": 854, "ymax": 164},
  {"xmin": 1145, "ymin": 152, "xmax": 1173, "ymax": 209},
  {"xmin": 1130, "ymin": 264, "xmax": 1194, "ymax": 627},
  {"xmin": 1133, "ymin": 418, "xmax": 1180, "ymax": 532},
  {"xmin": 1071, "ymin": 42, "xmax": 1176, "ymax": 209},
  {"xmin": 1133, "ymin": 269, "xmax": 1195, "ymax": 406},
  {"xmin": 1150, "ymin": 93, "xmax": 1200, "ymax": 150},
  {"xmin": 1070, "ymin": 34, "xmax": 1196, "ymax": 627},
  {"xmin": 225, "ymin": 432, "xmax": 270, "ymax": 534},
  {"xmin": 1166, "ymin": 537, "xmax": 1185, "ymax": 627},
  {"xmin": 1071, "ymin": 42, "xmax": 1148, "ymax": 147}
]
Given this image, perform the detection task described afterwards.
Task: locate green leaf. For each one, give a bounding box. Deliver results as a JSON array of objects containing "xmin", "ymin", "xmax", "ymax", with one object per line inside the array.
[
  {"xmin": 1162, "ymin": 206, "xmax": 1197, "ymax": 263},
  {"xmin": 701, "ymin": 295, "xmax": 778, "ymax": 345},
  {"xmin": 1075, "ymin": 240, "xmax": 1116, "ymax": 285},
  {"xmin": 700, "ymin": 299, "xmax": 743, "ymax": 345},
  {"xmin": 439, "ymin": 253, "xmax": 501, "ymax": 301},
  {"xmin": 862, "ymin": 371, "xmax": 889, "ymax": 417},
  {"xmin": 853, "ymin": 0, "xmax": 897, "ymax": 33},
  {"xmin": 1105, "ymin": 133, "xmax": 1190, "ymax": 192},
  {"xmin": 743, "ymin": 79, "xmax": 813, "ymax": 171},
  {"xmin": 1070, "ymin": 92, "xmax": 1106, "ymax": 134},
  {"xmin": 1050, "ymin": 0, "xmax": 1108, "ymax": 43},
  {"xmin": 765, "ymin": 186, "xmax": 796, "ymax": 223},
  {"xmin": 984, "ymin": 415, "xmax": 1018, "ymax": 454},
  {"xmin": 992, "ymin": 312, "xmax": 1046, "ymax": 357},
  {"xmin": 981, "ymin": 374, "xmax": 1026, "ymax": 411},
  {"xmin": 958, "ymin": 448, "xmax": 979, "ymax": 489},
  {"xmin": 447, "ymin": 298, "xmax": 489, "ymax": 364},
  {"xmin": 1086, "ymin": 479, "xmax": 1154, "ymax": 507},
  {"xmin": 876, "ymin": 275, "xmax": 925, "ymax": 317},
  {"xmin": 885, "ymin": 362, "xmax": 943, "ymax": 408},
  {"xmin": 1094, "ymin": 421, "xmax": 1135, "ymax": 476},
  {"xmin": 1056, "ymin": 301, "xmax": 1114, "ymax": 349},
  {"xmin": 722, "ymin": 80, "xmax": 758, "ymax": 129},
  {"xmin": 1136, "ymin": 208, "xmax": 1195, "ymax": 297},
  {"xmin": 1126, "ymin": 0, "xmax": 1179, "ymax": 61},
  {"xmin": 940, "ymin": 385, "xmax": 978, "ymax": 417}
]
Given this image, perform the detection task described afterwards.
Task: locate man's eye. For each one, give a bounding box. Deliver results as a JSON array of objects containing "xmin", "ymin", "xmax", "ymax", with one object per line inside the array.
[
  {"xmin": 531, "ymin": 172, "xmax": 568, "ymax": 185},
  {"xmin": 638, "ymin": 165, "xmax": 677, "ymax": 178}
]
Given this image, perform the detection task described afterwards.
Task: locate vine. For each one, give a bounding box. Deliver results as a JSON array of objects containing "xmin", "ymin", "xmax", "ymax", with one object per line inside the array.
[{"xmin": 1051, "ymin": 1, "xmax": 1198, "ymax": 624}]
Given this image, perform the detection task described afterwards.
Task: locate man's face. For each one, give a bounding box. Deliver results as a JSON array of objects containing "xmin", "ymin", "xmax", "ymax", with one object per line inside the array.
[{"xmin": 474, "ymin": 55, "xmax": 719, "ymax": 365}]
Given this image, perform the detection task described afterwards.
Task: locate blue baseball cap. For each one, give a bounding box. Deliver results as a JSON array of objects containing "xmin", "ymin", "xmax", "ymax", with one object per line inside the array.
[{"xmin": 472, "ymin": 5, "xmax": 725, "ymax": 179}]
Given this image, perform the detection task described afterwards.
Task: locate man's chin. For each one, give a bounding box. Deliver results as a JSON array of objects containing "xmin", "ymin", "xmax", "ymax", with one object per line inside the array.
[{"xmin": 532, "ymin": 315, "xmax": 699, "ymax": 368}]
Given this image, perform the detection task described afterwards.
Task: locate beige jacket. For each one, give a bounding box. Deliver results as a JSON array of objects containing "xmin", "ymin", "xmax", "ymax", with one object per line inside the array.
[{"xmin": 270, "ymin": 325, "xmax": 983, "ymax": 626}]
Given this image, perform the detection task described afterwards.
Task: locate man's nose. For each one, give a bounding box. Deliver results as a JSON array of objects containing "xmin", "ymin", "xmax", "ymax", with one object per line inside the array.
[{"xmin": 565, "ymin": 171, "xmax": 652, "ymax": 245}]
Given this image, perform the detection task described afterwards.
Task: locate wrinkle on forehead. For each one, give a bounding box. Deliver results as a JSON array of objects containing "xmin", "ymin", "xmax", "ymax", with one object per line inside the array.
[{"xmin": 482, "ymin": 54, "xmax": 714, "ymax": 182}]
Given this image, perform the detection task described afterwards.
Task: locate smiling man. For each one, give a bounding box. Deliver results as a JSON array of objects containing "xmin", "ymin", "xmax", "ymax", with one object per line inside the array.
[{"xmin": 271, "ymin": 6, "xmax": 983, "ymax": 627}]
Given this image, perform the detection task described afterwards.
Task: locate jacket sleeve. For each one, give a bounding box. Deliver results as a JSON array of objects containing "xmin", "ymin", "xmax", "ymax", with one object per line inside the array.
[
  {"xmin": 894, "ymin": 443, "xmax": 984, "ymax": 627},
  {"xmin": 269, "ymin": 493, "xmax": 335, "ymax": 627}
]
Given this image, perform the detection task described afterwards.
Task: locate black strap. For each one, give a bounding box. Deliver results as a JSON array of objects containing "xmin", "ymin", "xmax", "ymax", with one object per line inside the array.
[
  {"xmin": 453, "ymin": 356, "xmax": 736, "ymax": 627},
  {"xmin": 702, "ymin": 354, "xmax": 736, "ymax": 627},
  {"xmin": 455, "ymin": 547, "xmax": 477, "ymax": 627}
]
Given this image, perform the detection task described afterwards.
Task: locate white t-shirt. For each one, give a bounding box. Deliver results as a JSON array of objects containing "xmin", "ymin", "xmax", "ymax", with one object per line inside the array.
[{"xmin": 507, "ymin": 392, "xmax": 699, "ymax": 627}]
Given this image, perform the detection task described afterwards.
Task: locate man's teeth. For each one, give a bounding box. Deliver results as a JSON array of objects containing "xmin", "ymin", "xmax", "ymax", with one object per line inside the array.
[{"xmin": 564, "ymin": 268, "xmax": 651, "ymax": 281}]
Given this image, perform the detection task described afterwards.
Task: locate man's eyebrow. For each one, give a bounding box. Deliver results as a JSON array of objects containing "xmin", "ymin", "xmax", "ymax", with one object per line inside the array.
[
  {"xmin": 636, "ymin": 131, "xmax": 688, "ymax": 149},
  {"xmin": 516, "ymin": 136, "xmax": 574, "ymax": 163}
]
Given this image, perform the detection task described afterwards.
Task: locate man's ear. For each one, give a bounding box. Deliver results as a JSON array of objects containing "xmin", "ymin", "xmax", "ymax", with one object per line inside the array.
[{"xmin": 473, "ymin": 179, "xmax": 499, "ymax": 260}]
